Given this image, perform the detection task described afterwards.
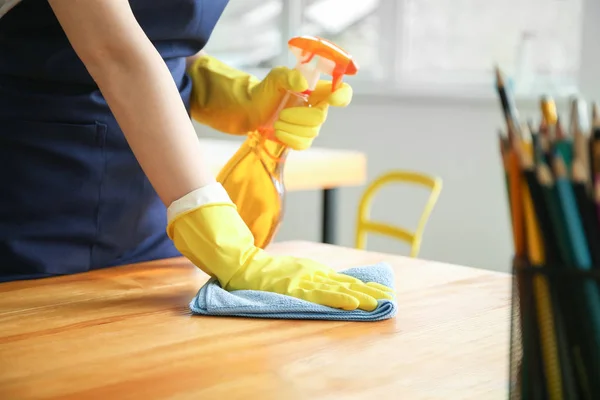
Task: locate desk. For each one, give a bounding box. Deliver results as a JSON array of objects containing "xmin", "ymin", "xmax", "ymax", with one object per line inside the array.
[
  {"xmin": 200, "ymin": 138, "xmax": 367, "ymax": 244},
  {"xmin": 0, "ymin": 241, "xmax": 511, "ymax": 400}
]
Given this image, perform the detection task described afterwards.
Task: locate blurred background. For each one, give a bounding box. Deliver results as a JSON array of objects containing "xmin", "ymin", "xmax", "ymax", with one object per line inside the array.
[{"xmin": 194, "ymin": 0, "xmax": 595, "ymax": 272}]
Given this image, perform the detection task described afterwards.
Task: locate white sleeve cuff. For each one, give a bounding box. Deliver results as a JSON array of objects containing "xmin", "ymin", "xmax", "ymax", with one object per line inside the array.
[{"xmin": 166, "ymin": 182, "xmax": 233, "ymax": 224}]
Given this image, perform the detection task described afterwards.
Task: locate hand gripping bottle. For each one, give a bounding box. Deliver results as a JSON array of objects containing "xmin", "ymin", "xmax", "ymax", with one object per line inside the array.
[{"xmin": 216, "ymin": 36, "xmax": 358, "ymax": 248}]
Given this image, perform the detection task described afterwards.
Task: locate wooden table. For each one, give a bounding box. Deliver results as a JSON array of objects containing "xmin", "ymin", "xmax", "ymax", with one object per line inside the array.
[
  {"xmin": 0, "ymin": 241, "xmax": 512, "ymax": 400},
  {"xmin": 200, "ymin": 138, "xmax": 367, "ymax": 244}
]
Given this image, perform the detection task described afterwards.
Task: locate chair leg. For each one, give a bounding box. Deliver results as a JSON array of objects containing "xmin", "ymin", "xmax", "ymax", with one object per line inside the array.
[{"xmin": 321, "ymin": 188, "xmax": 338, "ymax": 244}]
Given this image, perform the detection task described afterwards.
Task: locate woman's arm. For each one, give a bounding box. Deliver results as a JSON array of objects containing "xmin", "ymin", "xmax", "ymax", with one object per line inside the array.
[{"xmin": 48, "ymin": 0, "xmax": 214, "ymax": 206}]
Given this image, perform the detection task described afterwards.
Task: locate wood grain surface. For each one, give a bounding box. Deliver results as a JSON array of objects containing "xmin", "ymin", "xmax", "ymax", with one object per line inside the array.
[
  {"xmin": 200, "ymin": 138, "xmax": 367, "ymax": 191},
  {"xmin": 0, "ymin": 241, "xmax": 511, "ymax": 400}
]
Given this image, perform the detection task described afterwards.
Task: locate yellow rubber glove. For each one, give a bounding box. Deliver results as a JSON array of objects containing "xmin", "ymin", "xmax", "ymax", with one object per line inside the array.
[
  {"xmin": 167, "ymin": 183, "xmax": 394, "ymax": 311},
  {"xmin": 188, "ymin": 55, "xmax": 353, "ymax": 151}
]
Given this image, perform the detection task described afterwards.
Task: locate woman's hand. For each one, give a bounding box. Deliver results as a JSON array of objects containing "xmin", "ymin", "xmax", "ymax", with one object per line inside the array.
[
  {"xmin": 187, "ymin": 55, "xmax": 353, "ymax": 150},
  {"xmin": 167, "ymin": 183, "xmax": 394, "ymax": 311}
]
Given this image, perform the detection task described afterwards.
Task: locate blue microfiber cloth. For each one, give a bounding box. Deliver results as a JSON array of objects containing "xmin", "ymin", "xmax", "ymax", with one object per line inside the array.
[{"xmin": 189, "ymin": 262, "xmax": 397, "ymax": 321}]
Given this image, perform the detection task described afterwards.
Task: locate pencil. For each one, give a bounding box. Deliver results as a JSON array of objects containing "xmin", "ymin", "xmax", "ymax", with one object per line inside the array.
[
  {"xmin": 595, "ymin": 180, "xmax": 600, "ymax": 250},
  {"xmin": 524, "ymin": 171, "xmax": 558, "ymax": 263},
  {"xmin": 541, "ymin": 95, "xmax": 558, "ymax": 126},
  {"xmin": 537, "ymin": 163, "xmax": 574, "ymax": 265},
  {"xmin": 515, "ymin": 140, "xmax": 565, "ymax": 399},
  {"xmin": 540, "ymin": 134, "xmax": 553, "ymax": 167},
  {"xmin": 539, "ymin": 119, "xmax": 549, "ymax": 140},
  {"xmin": 516, "ymin": 138, "xmax": 557, "ymax": 263},
  {"xmin": 527, "ymin": 118, "xmax": 538, "ymax": 137},
  {"xmin": 589, "ymin": 126, "xmax": 600, "ymax": 184},
  {"xmin": 568, "ymin": 98, "xmax": 591, "ymax": 185},
  {"xmin": 508, "ymin": 134, "xmax": 535, "ymax": 399},
  {"xmin": 555, "ymin": 153, "xmax": 598, "ymax": 268},
  {"xmin": 553, "ymin": 154, "xmax": 600, "ymax": 397},
  {"xmin": 573, "ymin": 97, "xmax": 590, "ymax": 135},
  {"xmin": 572, "ymin": 159, "xmax": 600, "ymax": 266},
  {"xmin": 509, "ymin": 262, "xmax": 525, "ymax": 399},
  {"xmin": 555, "ymin": 117, "xmax": 567, "ymax": 141},
  {"xmin": 538, "ymin": 162, "xmax": 594, "ymax": 398},
  {"xmin": 548, "ymin": 122, "xmax": 557, "ymax": 148},
  {"xmin": 521, "ymin": 122, "xmax": 532, "ymax": 146},
  {"xmin": 507, "ymin": 147, "xmax": 527, "ymax": 257},
  {"xmin": 573, "ymin": 123, "xmax": 592, "ymax": 192},
  {"xmin": 495, "ymin": 66, "xmax": 520, "ymax": 138},
  {"xmin": 554, "ymin": 119, "xmax": 574, "ymax": 170},
  {"xmin": 500, "ymin": 131, "xmax": 512, "ymax": 212},
  {"xmin": 511, "ymin": 257, "xmax": 535, "ymax": 400},
  {"xmin": 569, "ymin": 97, "xmax": 578, "ymax": 136}
]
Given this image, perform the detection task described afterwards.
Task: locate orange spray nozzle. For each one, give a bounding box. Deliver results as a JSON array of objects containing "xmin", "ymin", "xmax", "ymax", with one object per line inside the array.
[{"xmin": 288, "ymin": 36, "xmax": 358, "ymax": 91}]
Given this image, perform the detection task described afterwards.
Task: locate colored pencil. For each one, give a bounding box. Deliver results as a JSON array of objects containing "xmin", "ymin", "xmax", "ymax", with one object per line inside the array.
[
  {"xmin": 572, "ymin": 112, "xmax": 592, "ymax": 191},
  {"xmin": 539, "ymin": 119, "xmax": 549, "ymax": 139},
  {"xmin": 554, "ymin": 119, "xmax": 574, "ymax": 170},
  {"xmin": 592, "ymin": 102, "xmax": 600, "ymax": 125},
  {"xmin": 495, "ymin": 66, "xmax": 521, "ymax": 139},
  {"xmin": 515, "ymin": 140, "xmax": 565, "ymax": 399},
  {"xmin": 537, "ymin": 163, "xmax": 574, "ymax": 266},
  {"xmin": 589, "ymin": 126, "xmax": 600, "ymax": 184},
  {"xmin": 538, "ymin": 161, "xmax": 594, "ymax": 398},
  {"xmin": 569, "ymin": 97, "xmax": 579, "ymax": 136},
  {"xmin": 495, "ymin": 67, "xmax": 600, "ymax": 398},
  {"xmin": 553, "ymin": 154, "xmax": 600, "ymax": 397},
  {"xmin": 507, "ymin": 148, "xmax": 527, "ymax": 257},
  {"xmin": 554, "ymin": 154, "xmax": 597, "ymax": 271},
  {"xmin": 531, "ymin": 131, "xmax": 546, "ymax": 164},
  {"xmin": 508, "ymin": 131, "xmax": 536, "ymax": 399},
  {"xmin": 539, "ymin": 134, "xmax": 553, "ymax": 167},
  {"xmin": 517, "ymin": 139, "xmax": 559, "ymax": 264},
  {"xmin": 552, "ymin": 154, "xmax": 591, "ymax": 268},
  {"xmin": 572, "ymin": 159, "xmax": 600, "ymax": 266},
  {"xmin": 541, "ymin": 95, "xmax": 558, "ymax": 126},
  {"xmin": 521, "ymin": 153, "xmax": 577, "ymax": 399},
  {"xmin": 499, "ymin": 131, "xmax": 512, "ymax": 216},
  {"xmin": 594, "ymin": 180, "xmax": 600, "ymax": 264}
]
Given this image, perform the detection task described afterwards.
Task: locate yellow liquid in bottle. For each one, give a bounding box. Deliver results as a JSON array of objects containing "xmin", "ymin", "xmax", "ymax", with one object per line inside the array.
[{"xmin": 216, "ymin": 91, "xmax": 308, "ymax": 248}]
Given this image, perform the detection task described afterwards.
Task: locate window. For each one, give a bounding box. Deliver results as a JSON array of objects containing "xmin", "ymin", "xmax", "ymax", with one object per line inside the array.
[
  {"xmin": 205, "ymin": 0, "xmax": 586, "ymax": 97},
  {"xmin": 205, "ymin": 0, "xmax": 382, "ymax": 79},
  {"xmin": 400, "ymin": 0, "xmax": 584, "ymax": 96},
  {"xmin": 301, "ymin": 0, "xmax": 382, "ymax": 79},
  {"xmin": 202, "ymin": 0, "xmax": 284, "ymax": 69}
]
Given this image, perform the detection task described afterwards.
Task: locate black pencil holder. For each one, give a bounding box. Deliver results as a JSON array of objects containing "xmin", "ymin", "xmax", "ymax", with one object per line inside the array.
[{"xmin": 509, "ymin": 257, "xmax": 600, "ymax": 400}]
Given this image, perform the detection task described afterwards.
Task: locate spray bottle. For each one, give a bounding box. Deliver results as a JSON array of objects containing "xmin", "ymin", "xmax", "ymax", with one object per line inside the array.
[{"xmin": 216, "ymin": 36, "xmax": 358, "ymax": 248}]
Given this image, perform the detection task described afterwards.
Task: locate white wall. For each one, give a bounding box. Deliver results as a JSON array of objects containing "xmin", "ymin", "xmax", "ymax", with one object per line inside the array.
[{"xmin": 194, "ymin": 96, "xmax": 561, "ymax": 273}]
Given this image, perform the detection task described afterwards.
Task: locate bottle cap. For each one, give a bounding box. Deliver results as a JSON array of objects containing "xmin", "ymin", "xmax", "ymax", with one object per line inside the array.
[{"xmin": 288, "ymin": 35, "xmax": 358, "ymax": 92}]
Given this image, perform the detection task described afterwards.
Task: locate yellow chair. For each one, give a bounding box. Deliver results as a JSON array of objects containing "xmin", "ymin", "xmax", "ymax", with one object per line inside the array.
[{"xmin": 355, "ymin": 170, "xmax": 442, "ymax": 258}]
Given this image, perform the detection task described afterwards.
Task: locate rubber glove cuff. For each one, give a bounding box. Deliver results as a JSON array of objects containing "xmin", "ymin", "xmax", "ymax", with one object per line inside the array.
[
  {"xmin": 167, "ymin": 182, "xmax": 258, "ymax": 286},
  {"xmin": 166, "ymin": 180, "xmax": 231, "ymax": 231}
]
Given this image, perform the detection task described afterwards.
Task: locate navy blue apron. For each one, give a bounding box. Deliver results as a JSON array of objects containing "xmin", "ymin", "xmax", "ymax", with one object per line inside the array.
[{"xmin": 0, "ymin": 0, "xmax": 229, "ymax": 282}]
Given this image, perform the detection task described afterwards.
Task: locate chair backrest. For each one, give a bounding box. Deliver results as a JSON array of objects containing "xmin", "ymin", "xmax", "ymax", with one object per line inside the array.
[{"xmin": 355, "ymin": 170, "xmax": 442, "ymax": 257}]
